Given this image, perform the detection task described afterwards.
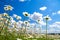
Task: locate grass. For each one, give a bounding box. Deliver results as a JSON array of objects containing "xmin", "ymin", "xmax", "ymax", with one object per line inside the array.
[{"xmin": 0, "ymin": 34, "xmax": 54, "ymax": 40}]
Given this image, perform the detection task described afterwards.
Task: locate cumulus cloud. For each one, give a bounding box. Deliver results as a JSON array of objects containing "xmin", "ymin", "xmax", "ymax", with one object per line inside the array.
[
  {"xmin": 39, "ymin": 6, "xmax": 47, "ymax": 11},
  {"xmin": 49, "ymin": 22, "xmax": 60, "ymax": 28},
  {"xmin": 41, "ymin": 22, "xmax": 60, "ymax": 33},
  {"xmin": 29, "ymin": 12, "xmax": 46, "ymax": 26},
  {"xmin": 48, "ymin": 28, "xmax": 60, "ymax": 33},
  {"xmin": 39, "ymin": 21, "xmax": 46, "ymax": 25},
  {"xmin": 30, "ymin": 12, "xmax": 43, "ymax": 21},
  {"xmin": 41, "ymin": 28, "xmax": 60, "ymax": 33},
  {"xmin": 48, "ymin": 21, "xmax": 60, "ymax": 33}
]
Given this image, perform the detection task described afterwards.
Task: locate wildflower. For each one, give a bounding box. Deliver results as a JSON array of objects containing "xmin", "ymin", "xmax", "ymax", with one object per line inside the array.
[
  {"xmin": 44, "ymin": 15, "xmax": 52, "ymax": 40},
  {"xmin": 28, "ymin": 35, "xmax": 33, "ymax": 38},
  {"xmin": 13, "ymin": 14, "xmax": 21, "ymax": 20},
  {"xmin": 36, "ymin": 19, "xmax": 41, "ymax": 23},
  {"xmin": 4, "ymin": 7, "xmax": 8, "ymax": 10},
  {"xmin": 6, "ymin": 16, "xmax": 10, "ymax": 18},
  {"xmin": 3, "ymin": 13, "xmax": 8, "ymax": 16},
  {"xmin": 0, "ymin": 14, "xmax": 2, "ymax": 18},
  {"xmin": 16, "ymin": 16, "xmax": 21, "ymax": 20},
  {"xmin": 0, "ymin": 18, "xmax": 3, "ymax": 20},
  {"xmin": 17, "ymin": 38, "xmax": 22, "ymax": 40},
  {"xmin": 24, "ymin": 21, "xmax": 29, "ymax": 25},
  {"xmin": 10, "ymin": 16, "xmax": 14, "ymax": 20},
  {"xmin": 23, "ymin": 12, "xmax": 30, "ymax": 17},
  {"xmin": 23, "ymin": 21, "xmax": 30, "ymax": 27},
  {"xmin": 13, "ymin": 22, "xmax": 17, "ymax": 28},
  {"xmin": 44, "ymin": 15, "xmax": 52, "ymax": 21},
  {"xmin": 4, "ymin": 5, "xmax": 13, "ymax": 11}
]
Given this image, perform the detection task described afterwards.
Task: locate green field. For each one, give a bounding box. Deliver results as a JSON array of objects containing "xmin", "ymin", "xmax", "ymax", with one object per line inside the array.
[{"xmin": 0, "ymin": 34, "xmax": 57, "ymax": 40}]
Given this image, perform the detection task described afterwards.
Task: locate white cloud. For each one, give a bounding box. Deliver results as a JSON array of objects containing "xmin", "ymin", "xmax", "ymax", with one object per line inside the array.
[
  {"xmin": 39, "ymin": 6, "xmax": 47, "ymax": 11},
  {"xmin": 48, "ymin": 29, "xmax": 55, "ymax": 33},
  {"xmin": 52, "ymin": 12, "xmax": 56, "ymax": 15},
  {"xmin": 49, "ymin": 22, "xmax": 60, "ymax": 28},
  {"xmin": 29, "ymin": 12, "xmax": 46, "ymax": 26},
  {"xmin": 48, "ymin": 29, "xmax": 60, "ymax": 33},
  {"xmin": 30, "ymin": 23, "xmax": 35, "ymax": 27},
  {"xmin": 19, "ymin": 0, "xmax": 25, "ymax": 2},
  {"xmin": 30, "ymin": 12, "xmax": 43, "ymax": 21},
  {"xmin": 19, "ymin": 0, "xmax": 31, "ymax": 2},
  {"xmin": 13, "ymin": 14, "xmax": 17, "ymax": 18},
  {"xmin": 52, "ymin": 10, "xmax": 60, "ymax": 15},
  {"xmin": 41, "ymin": 28, "xmax": 60, "ymax": 33},
  {"xmin": 39, "ymin": 21, "xmax": 46, "ymax": 25},
  {"xmin": 57, "ymin": 10, "xmax": 60, "ymax": 14},
  {"xmin": 41, "ymin": 21, "xmax": 60, "ymax": 33}
]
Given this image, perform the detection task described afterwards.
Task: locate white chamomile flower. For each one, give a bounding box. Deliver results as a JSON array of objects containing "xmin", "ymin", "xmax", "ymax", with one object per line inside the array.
[
  {"xmin": 4, "ymin": 5, "xmax": 13, "ymax": 11},
  {"xmin": 44, "ymin": 15, "xmax": 52, "ymax": 21},
  {"xmin": 0, "ymin": 14, "xmax": 2, "ymax": 17},
  {"xmin": 13, "ymin": 14, "xmax": 21, "ymax": 20},
  {"xmin": 3, "ymin": 13, "xmax": 8, "ymax": 16},
  {"xmin": 23, "ymin": 12, "xmax": 30, "ymax": 17},
  {"xmin": 37, "ymin": 19, "xmax": 40, "ymax": 22},
  {"xmin": 16, "ymin": 16, "xmax": 21, "ymax": 20},
  {"xmin": 4, "ymin": 7, "xmax": 8, "ymax": 10},
  {"xmin": 24, "ymin": 21, "xmax": 29, "ymax": 25},
  {"xmin": 0, "ymin": 18, "xmax": 3, "ymax": 20}
]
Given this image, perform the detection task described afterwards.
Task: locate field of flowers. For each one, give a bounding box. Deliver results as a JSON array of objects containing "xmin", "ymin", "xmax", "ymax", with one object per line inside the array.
[
  {"xmin": 0, "ymin": 13, "xmax": 53, "ymax": 40},
  {"xmin": 0, "ymin": 5, "xmax": 60, "ymax": 40}
]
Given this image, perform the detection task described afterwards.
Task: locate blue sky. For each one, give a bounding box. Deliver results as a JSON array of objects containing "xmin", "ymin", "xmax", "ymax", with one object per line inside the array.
[{"xmin": 0, "ymin": 0, "xmax": 60, "ymax": 33}]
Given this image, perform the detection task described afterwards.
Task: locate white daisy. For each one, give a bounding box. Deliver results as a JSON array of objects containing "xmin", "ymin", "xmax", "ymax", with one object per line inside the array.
[
  {"xmin": 23, "ymin": 12, "xmax": 30, "ymax": 17},
  {"xmin": 3, "ymin": 13, "xmax": 8, "ymax": 16},
  {"xmin": 24, "ymin": 21, "xmax": 29, "ymax": 24},
  {"xmin": 17, "ymin": 38, "xmax": 22, "ymax": 40},
  {"xmin": 0, "ymin": 14, "xmax": 2, "ymax": 18},
  {"xmin": 4, "ymin": 5, "xmax": 13, "ymax": 11},
  {"xmin": 44, "ymin": 15, "xmax": 52, "ymax": 21},
  {"xmin": 0, "ymin": 18, "xmax": 3, "ymax": 20},
  {"xmin": 13, "ymin": 14, "xmax": 21, "ymax": 20},
  {"xmin": 16, "ymin": 16, "xmax": 21, "ymax": 20}
]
